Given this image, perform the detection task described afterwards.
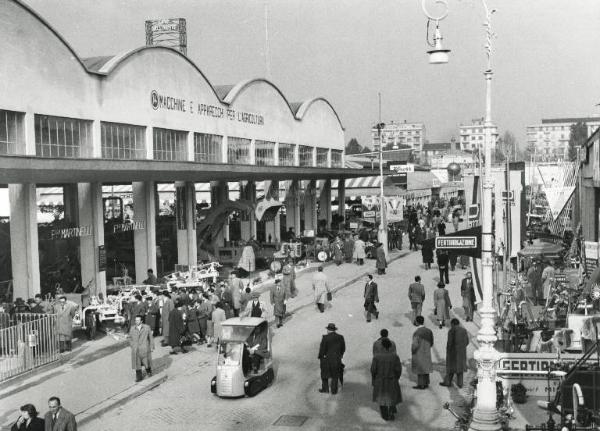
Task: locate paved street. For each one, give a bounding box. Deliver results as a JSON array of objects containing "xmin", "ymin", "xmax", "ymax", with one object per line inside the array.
[{"xmin": 84, "ymin": 250, "xmax": 480, "ymax": 431}]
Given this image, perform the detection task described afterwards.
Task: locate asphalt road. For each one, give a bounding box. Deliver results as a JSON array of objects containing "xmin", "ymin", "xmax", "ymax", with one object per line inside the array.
[{"xmin": 84, "ymin": 251, "xmax": 477, "ymax": 431}]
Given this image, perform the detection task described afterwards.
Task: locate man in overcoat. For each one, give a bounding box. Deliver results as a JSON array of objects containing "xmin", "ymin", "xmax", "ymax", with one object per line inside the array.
[
  {"xmin": 375, "ymin": 243, "xmax": 387, "ymax": 275},
  {"xmin": 461, "ymin": 272, "xmax": 476, "ymax": 321},
  {"xmin": 373, "ymin": 328, "xmax": 397, "ymax": 355},
  {"xmin": 364, "ymin": 274, "xmax": 379, "ymax": 322},
  {"xmin": 371, "ymin": 337, "xmax": 402, "ymax": 421},
  {"xmin": 411, "ymin": 316, "xmax": 433, "ymax": 389},
  {"xmin": 439, "ymin": 319, "xmax": 469, "ymax": 388},
  {"xmin": 230, "ymin": 271, "xmax": 244, "ymax": 317},
  {"xmin": 408, "ymin": 275, "xmax": 425, "ymax": 325},
  {"xmin": 168, "ymin": 302, "xmax": 187, "ymax": 354},
  {"xmin": 45, "ymin": 396, "xmax": 77, "ymax": 431},
  {"xmin": 318, "ymin": 323, "xmax": 346, "ymax": 394},
  {"xmin": 52, "ymin": 296, "xmax": 76, "ymax": 352},
  {"xmin": 343, "ymin": 234, "xmax": 355, "ymax": 263},
  {"xmin": 312, "ymin": 266, "xmax": 330, "ymax": 313},
  {"xmin": 160, "ymin": 291, "xmax": 174, "ymax": 346},
  {"xmin": 129, "ymin": 315, "xmax": 154, "ymax": 382},
  {"xmin": 270, "ymin": 279, "xmax": 289, "ymax": 328}
]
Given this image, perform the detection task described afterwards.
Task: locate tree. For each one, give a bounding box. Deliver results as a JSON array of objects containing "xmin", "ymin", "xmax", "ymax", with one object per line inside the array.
[
  {"xmin": 345, "ymin": 138, "xmax": 363, "ymax": 155},
  {"xmin": 494, "ymin": 131, "xmax": 517, "ymax": 163},
  {"xmin": 568, "ymin": 122, "xmax": 588, "ymax": 161}
]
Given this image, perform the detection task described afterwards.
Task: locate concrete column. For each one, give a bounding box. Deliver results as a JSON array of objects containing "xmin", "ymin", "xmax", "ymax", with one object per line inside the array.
[
  {"xmin": 24, "ymin": 112, "xmax": 36, "ymax": 156},
  {"xmin": 62, "ymin": 184, "xmax": 79, "ymax": 225},
  {"xmin": 133, "ymin": 181, "xmax": 157, "ymax": 282},
  {"xmin": 9, "ymin": 183, "xmax": 40, "ymax": 299},
  {"xmin": 211, "ymin": 181, "xmax": 230, "ymax": 246},
  {"xmin": 285, "ymin": 180, "xmax": 301, "ymax": 234},
  {"xmin": 337, "ymin": 178, "xmax": 346, "ymax": 224},
  {"xmin": 318, "ymin": 179, "xmax": 332, "ymax": 229},
  {"xmin": 303, "ymin": 180, "xmax": 318, "ymax": 232},
  {"xmin": 312, "ymin": 147, "xmax": 317, "ymax": 167},
  {"xmin": 249, "ymin": 139, "xmax": 256, "ymax": 165},
  {"xmin": 175, "ymin": 181, "xmax": 197, "ymax": 268},
  {"xmin": 293, "ymin": 145, "xmax": 299, "ymax": 166},
  {"xmin": 240, "ymin": 181, "xmax": 257, "ymax": 241},
  {"xmin": 78, "ymin": 182, "xmax": 106, "ymax": 298},
  {"xmin": 145, "ymin": 127, "xmax": 153, "ymax": 159}
]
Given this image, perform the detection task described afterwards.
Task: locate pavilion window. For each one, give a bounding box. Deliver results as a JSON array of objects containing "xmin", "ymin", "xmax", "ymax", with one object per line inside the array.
[
  {"xmin": 0, "ymin": 109, "xmax": 24, "ymax": 155},
  {"xmin": 227, "ymin": 137, "xmax": 251, "ymax": 164},
  {"xmin": 278, "ymin": 143, "xmax": 295, "ymax": 166},
  {"xmin": 331, "ymin": 150, "xmax": 343, "ymax": 168},
  {"xmin": 255, "ymin": 140, "xmax": 275, "ymax": 166},
  {"xmin": 194, "ymin": 133, "xmax": 222, "ymax": 163},
  {"xmin": 316, "ymin": 148, "xmax": 329, "ymax": 167},
  {"xmin": 35, "ymin": 114, "xmax": 92, "ymax": 158},
  {"xmin": 153, "ymin": 127, "xmax": 187, "ymax": 161},
  {"xmin": 299, "ymin": 145, "xmax": 314, "ymax": 167},
  {"xmin": 101, "ymin": 122, "xmax": 145, "ymax": 159}
]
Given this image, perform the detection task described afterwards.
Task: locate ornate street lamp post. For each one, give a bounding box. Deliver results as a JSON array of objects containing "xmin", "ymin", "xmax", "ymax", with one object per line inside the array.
[{"xmin": 423, "ymin": 1, "xmax": 501, "ymax": 429}]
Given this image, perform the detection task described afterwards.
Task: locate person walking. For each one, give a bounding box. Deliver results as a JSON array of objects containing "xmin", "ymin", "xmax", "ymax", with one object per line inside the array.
[
  {"xmin": 461, "ymin": 272, "xmax": 476, "ymax": 322},
  {"xmin": 408, "ymin": 225, "xmax": 417, "ymax": 251},
  {"xmin": 371, "ymin": 338, "xmax": 402, "ymax": 421},
  {"xmin": 437, "ymin": 250, "xmax": 450, "ymax": 284},
  {"xmin": 408, "ymin": 276, "xmax": 426, "ymax": 325},
  {"xmin": 282, "ymin": 261, "xmax": 298, "ymax": 298},
  {"xmin": 270, "ymin": 279, "xmax": 289, "ymax": 328},
  {"xmin": 343, "ymin": 234, "xmax": 355, "ymax": 263},
  {"xmin": 353, "ymin": 234, "xmax": 366, "ymax": 265},
  {"xmin": 168, "ymin": 302, "xmax": 187, "ymax": 355},
  {"xmin": 318, "ymin": 323, "xmax": 346, "ymax": 394},
  {"xmin": 230, "ymin": 271, "xmax": 244, "ymax": 317},
  {"xmin": 541, "ymin": 260, "xmax": 555, "ymax": 305},
  {"xmin": 411, "ymin": 316, "xmax": 433, "ymax": 390},
  {"xmin": 129, "ymin": 315, "xmax": 154, "ymax": 382},
  {"xmin": 364, "ymin": 274, "xmax": 379, "ymax": 322},
  {"xmin": 44, "ymin": 396, "xmax": 77, "ymax": 431},
  {"xmin": 52, "ymin": 296, "xmax": 76, "ymax": 353},
  {"xmin": 375, "ymin": 243, "xmax": 387, "ymax": 275},
  {"xmin": 439, "ymin": 318, "xmax": 469, "ymax": 388},
  {"xmin": 527, "ymin": 260, "xmax": 543, "ymax": 305},
  {"xmin": 421, "ymin": 239, "xmax": 434, "ymax": 270},
  {"xmin": 11, "ymin": 404, "xmax": 44, "ymax": 431},
  {"xmin": 434, "ymin": 282, "xmax": 452, "ymax": 328},
  {"xmin": 332, "ymin": 236, "xmax": 344, "ymax": 266},
  {"xmin": 373, "ymin": 328, "xmax": 397, "ymax": 355},
  {"xmin": 242, "ymin": 292, "xmax": 268, "ymax": 318},
  {"xmin": 160, "ymin": 291, "xmax": 174, "ymax": 346},
  {"xmin": 312, "ymin": 266, "xmax": 330, "ymax": 313}
]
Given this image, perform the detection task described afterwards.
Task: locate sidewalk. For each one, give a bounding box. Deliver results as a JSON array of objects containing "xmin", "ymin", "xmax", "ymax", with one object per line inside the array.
[{"xmin": 0, "ymin": 249, "xmax": 407, "ymax": 430}]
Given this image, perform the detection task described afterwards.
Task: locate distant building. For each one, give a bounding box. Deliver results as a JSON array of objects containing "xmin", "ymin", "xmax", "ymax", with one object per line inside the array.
[
  {"xmin": 526, "ymin": 117, "xmax": 600, "ymax": 161},
  {"xmin": 371, "ymin": 121, "xmax": 426, "ymax": 153},
  {"xmin": 421, "ymin": 138, "xmax": 462, "ymax": 166},
  {"xmin": 459, "ymin": 117, "xmax": 499, "ymax": 153},
  {"xmin": 430, "ymin": 150, "xmax": 474, "ymax": 169}
]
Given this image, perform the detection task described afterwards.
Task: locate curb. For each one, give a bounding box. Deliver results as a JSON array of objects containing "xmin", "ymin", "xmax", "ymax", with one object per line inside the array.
[{"xmin": 76, "ymin": 373, "xmax": 168, "ymax": 426}]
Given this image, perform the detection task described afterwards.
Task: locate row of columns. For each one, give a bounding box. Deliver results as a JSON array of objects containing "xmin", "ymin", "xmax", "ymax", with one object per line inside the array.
[{"xmin": 8, "ymin": 179, "xmax": 346, "ymax": 300}]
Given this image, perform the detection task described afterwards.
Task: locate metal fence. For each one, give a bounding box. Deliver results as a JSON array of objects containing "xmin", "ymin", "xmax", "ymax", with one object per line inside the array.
[{"xmin": 0, "ymin": 313, "xmax": 60, "ymax": 382}]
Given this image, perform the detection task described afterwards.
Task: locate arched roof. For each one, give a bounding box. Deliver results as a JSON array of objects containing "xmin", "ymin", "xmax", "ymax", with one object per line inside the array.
[{"xmin": 11, "ymin": 0, "xmax": 344, "ymax": 131}]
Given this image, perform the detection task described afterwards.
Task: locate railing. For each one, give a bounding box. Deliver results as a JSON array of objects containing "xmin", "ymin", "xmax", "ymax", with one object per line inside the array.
[{"xmin": 0, "ymin": 313, "xmax": 60, "ymax": 382}]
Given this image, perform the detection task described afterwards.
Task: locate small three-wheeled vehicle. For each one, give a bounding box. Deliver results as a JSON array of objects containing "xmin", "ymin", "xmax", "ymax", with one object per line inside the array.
[{"xmin": 211, "ymin": 317, "xmax": 274, "ymax": 397}]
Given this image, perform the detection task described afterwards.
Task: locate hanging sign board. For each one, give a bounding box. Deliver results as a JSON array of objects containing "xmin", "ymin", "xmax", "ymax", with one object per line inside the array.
[
  {"xmin": 436, "ymin": 236, "xmax": 478, "ymax": 249},
  {"xmin": 585, "ymin": 241, "xmax": 599, "ymax": 272},
  {"xmin": 98, "ymin": 245, "xmax": 107, "ymax": 272},
  {"xmin": 385, "ymin": 197, "xmax": 404, "ymax": 223}
]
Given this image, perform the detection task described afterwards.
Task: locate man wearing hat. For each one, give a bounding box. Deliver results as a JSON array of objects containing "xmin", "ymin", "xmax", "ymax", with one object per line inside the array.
[
  {"xmin": 270, "ymin": 279, "xmax": 290, "ymax": 328},
  {"xmin": 52, "ymin": 296, "xmax": 77, "ymax": 352},
  {"xmin": 318, "ymin": 323, "xmax": 346, "ymax": 394},
  {"xmin": 242, "ymin": 291, "xmax": 268, "ymax": 318}
]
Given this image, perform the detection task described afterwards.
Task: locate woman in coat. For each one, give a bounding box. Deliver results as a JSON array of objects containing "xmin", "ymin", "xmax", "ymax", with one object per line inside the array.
[
  {"xmin": 434, "ymin": 281, "xmax": 452, "ymax": 328},
  {"xmin": 353, "ymin": 235, "xmax": 366, "ymax": 265},
  {"xmin": 10, "ymin": 404, "xmax": 44, "ymax": 431},
  {"xmin": 375, "ymin": 243, "xmax": 387, "ymax": 275},
  {"xmin": 160, "ymin": 291, "xmax": 174, "ymax": 346},
  {"xmin": 168, "ymin": 303, "xmax": 187, "ymax": 354},
  {"xmin": 371, "ymin": 338, "xmax": 402, "ymax": 421},
  {"xmin": 421, "ymin": 240, "xmax": 434, "ymax": 270}
]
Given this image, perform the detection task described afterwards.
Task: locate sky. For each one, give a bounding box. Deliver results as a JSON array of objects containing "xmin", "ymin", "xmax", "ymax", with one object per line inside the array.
[{"xmin": 22, "ymin": 0, "xmax": 600, "ymax": 149}]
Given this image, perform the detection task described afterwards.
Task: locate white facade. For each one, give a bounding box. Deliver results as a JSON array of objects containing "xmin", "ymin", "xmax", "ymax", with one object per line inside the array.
[
  {"xmin": 371, "ymin": 121, "xmax": 426, "ymax": 152},
  {"xmin": 459, "ymin": 118, "xmax": 498, "ymax": 153},
  {"xmin": 526, "ymin": 117, "xmax": 600, "ymax": 161}
]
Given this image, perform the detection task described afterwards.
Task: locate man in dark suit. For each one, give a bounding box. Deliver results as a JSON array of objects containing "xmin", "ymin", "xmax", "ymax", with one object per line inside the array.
[
  {"xmin": 437, "ymin": 250, "xmax": 450, "ymax": 284},
  {"xmin": 364, "ymin": 274, "xmax": 379, "ymax": 322},
  {"xmin": 318, "ymin": 323, "xmax": 346, "ymax": 394},
  {"xmin": 408, "ymin": 275, "xmax": 426, "ymax": 325},
  {"xmin": 439, "ymin": 319, "xmax": 469, "ymax": 388},
  {"xmin": 460, "ymin": 272, "xmax": 476, "ymax": 321},
  {"xmin": 44, "ymin": 396, "xmax": 77, "ymax": 431}
]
